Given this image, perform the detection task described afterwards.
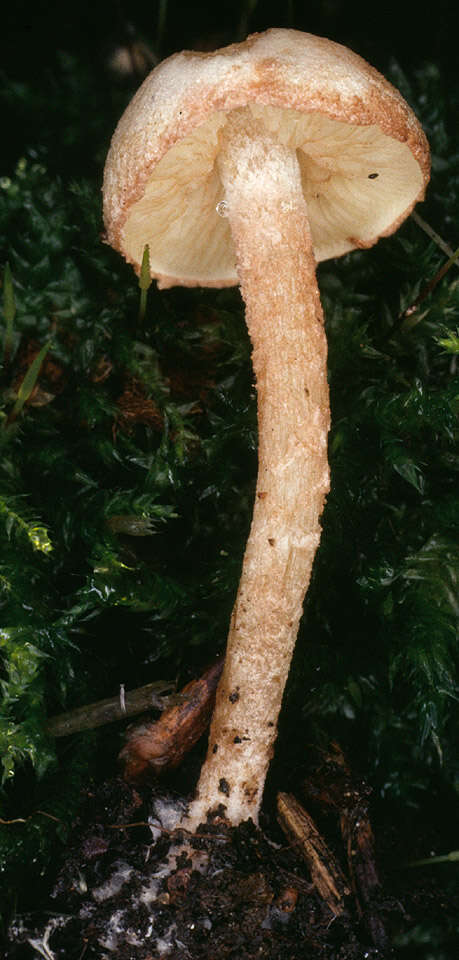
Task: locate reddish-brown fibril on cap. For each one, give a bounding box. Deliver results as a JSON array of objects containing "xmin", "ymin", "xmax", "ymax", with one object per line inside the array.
[{"xmin": 103, "ymin": 28, "xmax": 429, "ymax": 289}]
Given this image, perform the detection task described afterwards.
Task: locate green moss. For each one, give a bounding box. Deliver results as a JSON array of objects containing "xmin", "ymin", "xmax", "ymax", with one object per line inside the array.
[{"xmin": 0, "ymin": 52, "xmax": 458, "ymax": 937}]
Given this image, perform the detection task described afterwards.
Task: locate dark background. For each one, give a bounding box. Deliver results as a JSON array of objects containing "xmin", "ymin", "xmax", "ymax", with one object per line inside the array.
[
  {"xmin": 2, "ymin": 0, "xmax": 456, "ymax": 71},
  {"xmin": 1, "ymin": 3, "xmax": 458, "ymax": 953},
  {"xmin": 2, "ymin": 0, "xmax": 458, "ymax": 181}
]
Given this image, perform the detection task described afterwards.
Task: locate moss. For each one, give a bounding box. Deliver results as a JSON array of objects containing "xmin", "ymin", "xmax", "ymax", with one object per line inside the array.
[{"xmin": 0, "ymin": 19, "xmax": 458, "ymax": 952}]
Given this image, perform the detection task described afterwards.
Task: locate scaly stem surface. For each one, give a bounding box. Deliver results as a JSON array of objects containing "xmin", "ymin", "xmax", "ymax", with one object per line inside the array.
[{"xmin": 187, "ymin": 110, "xmax": 330, "ymax": 827}]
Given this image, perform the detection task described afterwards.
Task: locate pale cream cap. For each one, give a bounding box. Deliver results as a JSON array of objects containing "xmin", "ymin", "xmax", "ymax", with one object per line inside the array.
[{"xmin": 103, "ymin": 28, "xmax": 430, "ymax": 288}]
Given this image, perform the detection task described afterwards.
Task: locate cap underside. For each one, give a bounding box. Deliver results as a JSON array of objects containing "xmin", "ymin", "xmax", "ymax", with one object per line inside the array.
[{"xmin": 121, "ymin": 104, "xmax": 424, "ymax": 288}]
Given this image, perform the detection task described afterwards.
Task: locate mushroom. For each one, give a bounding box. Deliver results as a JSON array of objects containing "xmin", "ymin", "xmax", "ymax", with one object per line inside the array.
[{"xmin": 103, "ymin": 29, "xmax": 430, "ymax": 828}]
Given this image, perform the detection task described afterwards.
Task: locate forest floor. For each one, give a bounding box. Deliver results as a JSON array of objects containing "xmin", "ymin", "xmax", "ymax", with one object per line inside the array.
[{"xmin": 4, "ymin": 764, "xmax": 458, "ymax": 960}]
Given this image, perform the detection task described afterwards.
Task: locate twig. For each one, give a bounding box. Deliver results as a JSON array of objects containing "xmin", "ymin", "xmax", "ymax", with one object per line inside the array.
[
  {"xmin": 108, "ymin": 820, "xmax": 230, "ymax": 842},
  {"xmin": 403, "ymin": 244, "xmax": 459, "ymax": 317},
  {"xmin": 411, "ymin": 211, "xmax": 459, "ymax": 267},
  {"xmin": 77, "ymin": 941, "xmax": 89, "ymax": 960},
  {"xmin": 0, "ymin": 810, "xmax": 63, "ymax": 826},
  {"xmin": 277, "ymin": 791, "xmax": 351, "ymax": 917},
  {"xmin": 45, "ymin": 679, "xmax": 176, "ymax": 738},
  {"xmin": 302, "ymin": 743, "xmax": 390, "ymax": 952},
  {"xmin": 108, "ymin": 820, "xmax": 152, "ymax": 830},
  {"xmin": 35, "ymin": 809, "xmax": 63, "ymax": 823}
]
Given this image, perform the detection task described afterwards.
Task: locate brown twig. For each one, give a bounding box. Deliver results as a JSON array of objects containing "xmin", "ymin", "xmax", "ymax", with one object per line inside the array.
[
  {"xmin": 411, "ymin": 211, "xmax": 459, "ymax": 267},
  {"xmin": 45, "ymin": 679, "xmax": 177, "ymax": 738},
  {"xmin": 402, "ymin": 245, "xmax": 459, "ymax": 318},
  {"xmin": 302, "ymin": 743, "xmax": 390, "ymax": 952},
  {"xmin": 108, "ymin": 821, "xmax": 231, "ymax": 842},
  {"xmin": 35, "ymin": 809, "xmax": 63, "ymax": 823},
  {"xmin": 1, "ymin": 809, "xmax": 63, "ymax": 826},
  {"xmin": 77, "ymin": 941, "xmax": 89, "ymax": 960},
  {"xmin": 277, "ymin": 791, "xmax": 351, "ymax": 917}
]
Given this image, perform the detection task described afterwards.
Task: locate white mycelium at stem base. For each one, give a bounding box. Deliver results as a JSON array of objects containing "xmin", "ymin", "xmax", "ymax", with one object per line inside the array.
[{"xmin": 186, "ymin": 109, "xmax": 330, "ymax": 828}]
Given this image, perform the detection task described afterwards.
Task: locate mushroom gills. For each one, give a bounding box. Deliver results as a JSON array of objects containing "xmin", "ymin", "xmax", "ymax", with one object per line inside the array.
[{"xmin": 121, "ymin": 103, "xmax": 424, "ymax": 286}]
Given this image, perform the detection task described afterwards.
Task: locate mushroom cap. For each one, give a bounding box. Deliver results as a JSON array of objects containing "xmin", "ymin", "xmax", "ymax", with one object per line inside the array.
[{"xmin": 103, "ymin": 28, "xmax": 430, "ymax": 289}]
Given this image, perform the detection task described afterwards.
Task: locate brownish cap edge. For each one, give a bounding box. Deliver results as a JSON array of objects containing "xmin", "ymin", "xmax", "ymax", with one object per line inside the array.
[{"xmin": 103, "ymin": 28, "xmax": 430, "ymax": 282}]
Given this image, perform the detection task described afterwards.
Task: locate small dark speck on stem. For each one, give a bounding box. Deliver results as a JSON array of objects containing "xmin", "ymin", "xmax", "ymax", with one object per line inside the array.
[{"xmin": 219, "ymin": 778, "xmax": 230, "ymax": 796}]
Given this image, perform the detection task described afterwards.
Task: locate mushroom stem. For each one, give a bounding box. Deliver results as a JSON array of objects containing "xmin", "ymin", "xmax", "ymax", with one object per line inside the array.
[{"xmin": 186, "ymin": 110, "xmax": 330, "ymax": 828}]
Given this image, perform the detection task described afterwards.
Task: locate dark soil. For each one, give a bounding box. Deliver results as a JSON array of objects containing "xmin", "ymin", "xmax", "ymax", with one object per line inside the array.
[{"xmin": 4, "ymin": 775, "xmax": 458, "ymax": 959}]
